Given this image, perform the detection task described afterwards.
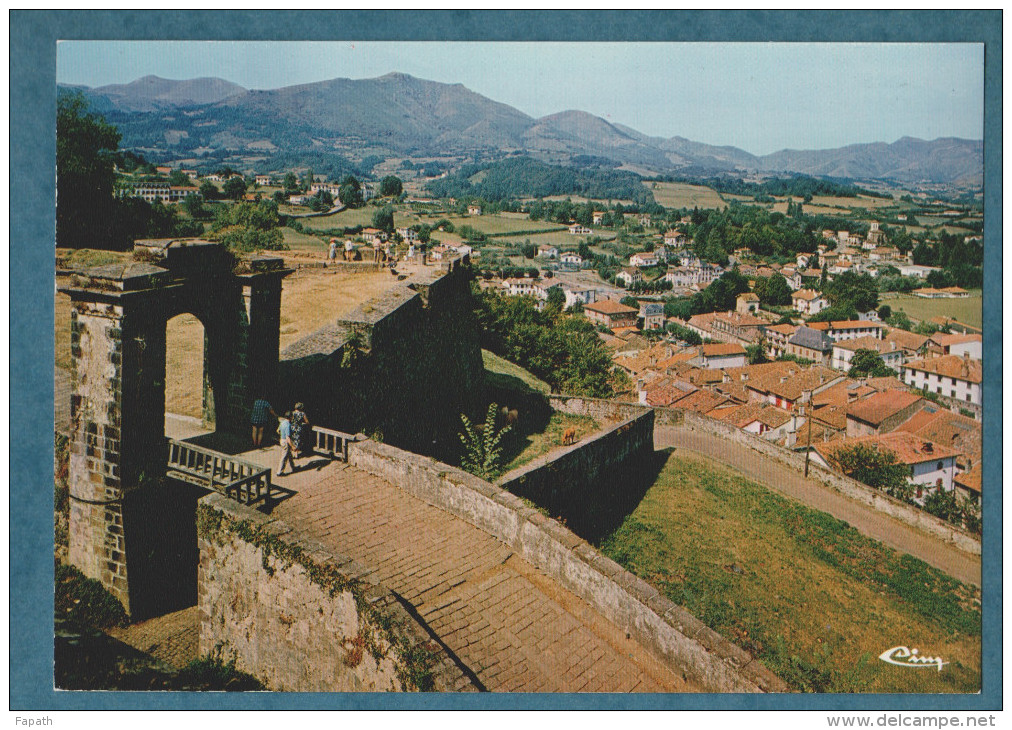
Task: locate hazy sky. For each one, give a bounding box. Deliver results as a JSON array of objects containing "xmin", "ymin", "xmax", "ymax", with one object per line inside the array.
[{"xmin": 57, "ymin": 41, "xmax": 983, "ymax": 156}]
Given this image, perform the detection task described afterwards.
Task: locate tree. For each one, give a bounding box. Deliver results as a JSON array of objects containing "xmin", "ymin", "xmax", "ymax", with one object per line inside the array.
[
  {"xmin": 309, "ymin": 190, "xmax": 334, "ymax": 212},
  {"xmin": 746, "ymin": 342, "xmax": 769, "ymax": 365},
  {"xmin": 210, "ymin": 200, "xmax": 285, "ymax": 252},
  {"xmin": 182, "ymin": 193, "xmax": 207, "ymax": 221},
  {"xmin": 338, "ymin": 175, "xmax": 364, "ymax": 208},
  {"xmin": 832, "ymin": 443, "xmax": 912, "ymax": 501},
  {"xmin": 168, "ymin": 170, "xmax": 190, "ymax": 186},
  {"xmin": 886, "ymin": 310, "xmax": 913, "ymax": 331},
  {"xmin": 545, "ymin": 287, "xmax": 566, "ymax": 313},
  {"xmin": 877, "ymin": 304, "xmax": 892, "ymax": 320},
  {"xmin": 823, "ymin": 271, "xmax": 879, "ymax": 313},
  {"xmin": 923, "ymin": 488, "xmax": 964, "ymax": 525},
  {"xmin": 199, "ymin": 180, "xmax": 219, "ymax": 200},
  {"xmin": 56, "ymin": 93, "xmax": 121, "ymax": 249},
  {"xmin": 379, "ymin": 175, "xmax": 403, "ymax": 197},
  {"xmin": 371, "ymin": 207, "xmax": 395, "ymax": 233},
  {"xmin": 222, "ymin": 176, "xmax": 247, "ymax": 201},
  {"xmin": 755, "ymin": 273, "xmax": 792, "ymax": 307},
  {"xmin": 847, "ymin": 349, "xmax": 894, "ymax": 378},
  {"xmin": 301, "ymin": 167, "xmax": 315, "ymax": 192},
  {"xmin": 283, "ymin": 172, "xmax": 299, "ymax": 193}
]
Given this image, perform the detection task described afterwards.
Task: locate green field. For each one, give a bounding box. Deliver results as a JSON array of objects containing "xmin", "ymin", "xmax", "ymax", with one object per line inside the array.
[
  {"xmin": 445, "ymin": 214, "xmax": 566, "ymax": 236},
  {"xmin": 280, "ymin": 226, "xmax": 327, "ymax": 252},
  {"xmin": 880, "ymin": 291, "xmax": 983, "ymax": 329},
  {"xmin": 646, "ymin": 181, "xmax": 727, "ymax": 210},
  {"xmin": 596, "ymin": 454, "xmax": 981, "ymax": 693}
]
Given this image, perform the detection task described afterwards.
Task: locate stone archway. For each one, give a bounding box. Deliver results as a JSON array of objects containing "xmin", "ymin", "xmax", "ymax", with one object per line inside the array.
[{"xmin": 61, "ymin": 239, "xmax": 291, "ymax": 616}]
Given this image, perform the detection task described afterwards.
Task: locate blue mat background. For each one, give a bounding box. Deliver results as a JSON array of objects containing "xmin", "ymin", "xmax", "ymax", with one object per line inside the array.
[{"xmin": 10, "ymin": 9, "xmax": 1002, "ymax": 711}]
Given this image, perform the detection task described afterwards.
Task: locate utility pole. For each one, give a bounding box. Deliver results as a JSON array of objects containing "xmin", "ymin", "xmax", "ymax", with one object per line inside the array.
[{"xmin": 803, "ymin": 388, "xmax": 814, "ymax": 478}]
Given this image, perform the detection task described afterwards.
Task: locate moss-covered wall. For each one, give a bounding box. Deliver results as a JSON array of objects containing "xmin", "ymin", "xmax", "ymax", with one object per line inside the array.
[{"xmin": 196, "ymin": 493, "xmax": 477, "ymax": 692}]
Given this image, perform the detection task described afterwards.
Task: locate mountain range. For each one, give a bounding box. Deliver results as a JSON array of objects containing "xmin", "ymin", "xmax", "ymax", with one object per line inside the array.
[{"xmin": 62, "ymin": 73, "xmax": 983, "ymax": 185}]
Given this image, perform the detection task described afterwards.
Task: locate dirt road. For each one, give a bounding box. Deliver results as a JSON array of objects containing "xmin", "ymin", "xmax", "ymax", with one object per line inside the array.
[{"xmin": 654, "ymin": 426, "xmax": 981, "ymax": 588}]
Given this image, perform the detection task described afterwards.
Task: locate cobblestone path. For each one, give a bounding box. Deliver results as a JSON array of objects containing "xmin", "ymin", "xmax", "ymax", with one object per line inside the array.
[
  {"xmin": 243, "ymin": 449, "xmax": 697, "ymax": 693},
  {"xmin": 107, "ymin": 606, "xmax": 200, "ymax": 669}
]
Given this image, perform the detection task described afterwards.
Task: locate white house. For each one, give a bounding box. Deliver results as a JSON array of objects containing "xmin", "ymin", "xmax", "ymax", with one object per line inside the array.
[
  {"xmin": 568, "ymin": 223, "xmax": 592, "ymax": 235},
  {"xmin": 831, "ymin": 336, "xmax": 904, "ymax": 373},
  {"xmin": 537, "ymin": 245, "xmax": 559, "ymax": 259},
  {"xmin": 615, "ymin": 268, "xmax": 643, "ymax": 287},
  {"xmin": 663, "ymin": 230, "xmax": 686, "ymax": 247},
  {"xmin": 397, "ymin": 227, "xmax": 418, "ymax": 242},
  {"xmin": 629, "ymin": 251, "xmax": 659, "ymax": 268},
  {"xmin": 560, "ymin": 252, "xmax": 583, "ymax": 266},
  {"xmin": 561, "ymin": 285, "xmax": 597, "ymax": 310},
  {"xmin": 693, "ymin": 343, "xmax": 747, "ymax": 370},
  {"xmin": 310, "ymin": 182, "xmax": 341, "ymax": 195},
  {"xmin": 792, "ymin": 289, "xmax": 828, "ymax": 316},
  {"xmin": 640, "ymin": 302, "xmax": 666, "ymax": 331},
  {"xmin": 255, "ymin": 175, "xmax": 272, "ymax": 186},
  {"xmin": 901, "ymin": 354, "xmax": 982, "ymax": 407},
  {"xmin": 501, "ymin": 278, "xmax": 540, "ymax": 298},
  {"xmin": 807, "ymin": 320, "xmax": 885, "ymax": 342}
]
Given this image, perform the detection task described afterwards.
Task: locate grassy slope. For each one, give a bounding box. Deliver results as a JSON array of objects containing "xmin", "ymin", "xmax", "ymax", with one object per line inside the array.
[
  {"xmin": 598, "ymin": 454, "xmax": 981, "ymax": 693},
  {"xmin": 482, "ymin": 349, "xmax": 551, "ymax": 394}
]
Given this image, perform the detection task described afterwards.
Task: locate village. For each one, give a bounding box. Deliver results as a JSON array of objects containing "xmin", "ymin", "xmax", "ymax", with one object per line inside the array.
[{"xmin": 109, "ymin": 159, "xmax": 985, "ymax": 535}]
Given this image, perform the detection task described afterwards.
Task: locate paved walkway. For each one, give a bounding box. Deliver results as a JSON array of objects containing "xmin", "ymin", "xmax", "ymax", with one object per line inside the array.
[
  {"xmin": 655, "ymin": 426, "xmax": 981, "ymax": 588},
  {"xmin": 240, "ymin": 446, "xmax": 695, "ymax": 692},
  {"xmin": 107, "ymin": 606, "xmax": 200, "ymax": 669}
]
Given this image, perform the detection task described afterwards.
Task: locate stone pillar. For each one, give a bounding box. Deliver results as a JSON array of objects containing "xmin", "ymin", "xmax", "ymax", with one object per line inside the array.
[
  {"xmin": 64, "ymin": 264, "xmax": 171, "ymax": 615},
  {"xmin": 241, "ymin": 269, "xmax": 288, "ymax": 410},
  {"xmin": 61, "ymin": 243, "xmax": 290, "ymax": 617}
]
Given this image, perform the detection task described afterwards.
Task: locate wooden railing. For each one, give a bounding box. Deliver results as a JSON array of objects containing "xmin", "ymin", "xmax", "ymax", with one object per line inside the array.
[
  {"xmin": 167, "ymin": 439, "xmax": 272, "ymax": 506},
  {"xmin": 310, "ymin": 425, "xmax": 360, "ymax": 462}
]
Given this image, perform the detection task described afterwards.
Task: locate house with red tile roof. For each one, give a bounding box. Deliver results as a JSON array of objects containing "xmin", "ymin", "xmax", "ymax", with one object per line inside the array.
[
  {"xmin": 745, "ymin": 365, "xmax": 844, "ymax": 411},
  {"xmin": 845, "ymin": 390, "xmax": 926, "ymax": 438},
  {"xmin": 810, "ymin": 431, "xmax": 961, "ymax": 503},
  {"xmin": 806, "ymin": 320, "xmax": 885, "ymax": 342},
  {"xmin": 693, "ymin": 343, "xmax": 747, "ymax": 370},
  {"xmin": 583, "ymin": 299, "xmax": 638, "ymax": 330},
  {"xmin": 926, "ymin": 332, "xmax": 982, "ymax": 359},
  {"xmin": 896, "ymin": 406, "xmax": 981, "ymax": 471},
  {"xmin": 831, "ymin": 336, "xmax": 905, "ymax": 373},
  {"xmin": 901, "ymin": 354, "xmax": 982, "ymax": 407},
  {"xmin": 953, "ymin": 464, "xmax": 981, "ymax": 504}
]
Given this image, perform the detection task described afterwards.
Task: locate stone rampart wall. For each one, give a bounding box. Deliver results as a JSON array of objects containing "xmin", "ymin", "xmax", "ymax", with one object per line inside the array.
[
  {"xmin": 278, "ymin": 258, "xmax": 484, "ymax": 455},
  {"xmin": 346, "ymin": 439, "xmax": 787, "ymax": 693},
  {"xmin": 496, "ymin": 410, "xmax": 655, "ymax": 515},
  {"xmin": 196, "ymin": 493, "xmax": 476, "ymax": 693},
  {"xmin": 549, "ymin": 394, "xmax": 979, "ymax": 555},
  {"xmin": 672, "ymin": 406, "xmax": 980, "ymax": 555}
]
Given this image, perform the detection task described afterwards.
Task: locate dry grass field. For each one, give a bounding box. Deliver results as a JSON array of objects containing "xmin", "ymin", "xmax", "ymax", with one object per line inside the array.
[
  {"xmin": 646, "ymin": 181, "xmax": 727, "ymax": 210},
  {"xmin": 57, "ymin": 263, "xmax": 398, "ymax": 421},
  {"xmin": 880, "ymin": 291, "xmax": 983, "ymax": 330}
]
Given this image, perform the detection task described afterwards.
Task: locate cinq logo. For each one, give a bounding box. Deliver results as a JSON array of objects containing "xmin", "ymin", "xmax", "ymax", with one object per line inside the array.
[{"xmin": 878, "ymin": 646, "xmax": 948, "ymax": 671}]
